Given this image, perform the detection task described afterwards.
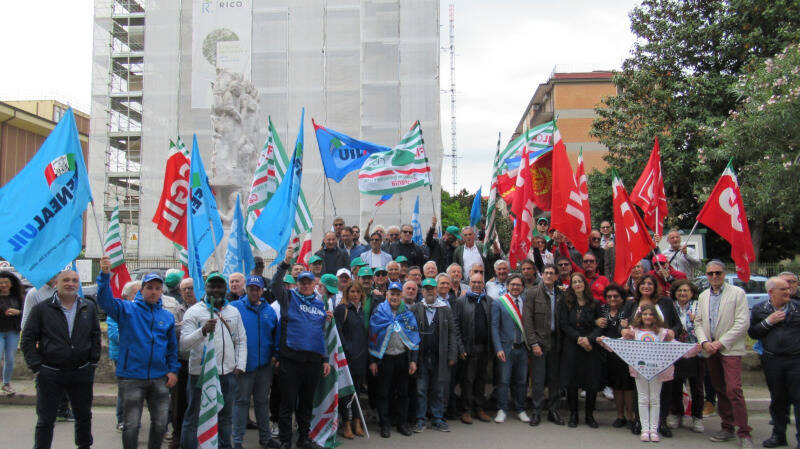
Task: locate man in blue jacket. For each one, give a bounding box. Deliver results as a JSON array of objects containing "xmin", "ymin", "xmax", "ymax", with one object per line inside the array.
[
  {"xmin": 97, "ymin": 256, "xmax": 180, "ymax": 449},
  {"xmin": 231, "ymin": 275, "xmax": 280, "ymax": 449}
]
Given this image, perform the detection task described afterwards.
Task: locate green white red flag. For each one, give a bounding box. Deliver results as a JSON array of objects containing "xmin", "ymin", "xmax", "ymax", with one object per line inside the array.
[
  {"xmin": 310, "ymin": 319, "xmax": 358, "ymax": 448},
  {"xmin": 103, "ymin": 204, "xmax": 131, "ymax": 298},
  {"xmin": 197, "ymin": 325, "xmax": 224, "ymax": 449},
  {"xmin": 696, "ymin": 160, "xmax": 755, "ymax": 282},
  {"xmin": 358, "ymin": 121, "xmax": 431, "ymax": 195}
]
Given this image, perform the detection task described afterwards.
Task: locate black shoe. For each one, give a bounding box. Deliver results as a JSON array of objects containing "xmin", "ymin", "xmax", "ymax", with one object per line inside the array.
[
  {"xmin": 632, "ymin": 420, "xmax": 641, "ymax": 435},
  {"xmin": 548, "ymin": 410, "xmax": 565, "ymax": 426},
  {"xmin": 57, "ymin": 408, "xmax": 76, "ymax": 422},
  {"xmin": 397, "ymin": 424, "xmax": 412, "ymax": 436},
  {"xmin": 763, "ymin": 435, "xmax": 788, "ymax": 448},
  {"xmin": 612, "ymin": 418, "xmax": 627, "ymax": 428},
  {"xmin": 568, "ymin": 412, "xmax": 578, "ymax": 428},
  {"xmin": 659, "ymin": 424, "xmax": 673, "ymax": 438},
  {"xmin": 297, "ymin": 438, "xmax": 322, "ymax": 449},
  {"xmin": 585, "ymin": 414, "xmax": 598, "ymax": 429},
  {"xmin": 529, "ymin": 413, "xmax": 541, "ymax": 427},
  {"xmin": 264, "ymin": 438, "xmax": 282, "ymax": 449},
  {"xmin": 247, "ymin": 419, "xmax": 258, "ymax": 429},
  {"xmin": 380, "ymin": 426, "xmax": 391, "ymax": 438},
  {"xmin": 278, "ymin": 443, "xmax": 291, "ymax": 449}
]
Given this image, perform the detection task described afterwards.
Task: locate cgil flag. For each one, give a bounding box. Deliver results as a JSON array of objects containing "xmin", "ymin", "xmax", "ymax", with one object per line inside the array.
[
  {"xmin": 222, "ymin": 193, "xmax": 254, "ymax": 277},
  {"xmin": 549, "ymin": 128, "xmax": 589, "ymax": 254},
  {"xmin": 509, "ymin": 146, "xmax": 535, "ymax": 269},
  {"xmin": 411, "ymin": 195, "xmax": 423, "ymax": 246},
  {"xmin": 153, "ymin": 138, "xmax": 191, "ymax": 248},
  {"xmin": 313, "ymin": 119, "xmax": 390, "ymax": 182},
  {"xmin": 696, "ymin": 160, "xmax": 755, "ymax": 282},
  {"xmin": 251, "ymin": 109, "xmax": 306, "ymax": 266},
  {"xmin": 187, "ymin": 135, "xmax": 224, "ymax": 299},
  {"xmin": 575, "ymin": 148, "xmax": 592, "ymax": 231},
  {"xmin": 358, "ymin": 121, "xmax": 431, "ymax": 195},
  {"xmin": 0, "ymin": 108, "xmax": 92, "ymax": 287},
  {"xmin": 631, "ymin": 137, "xmax": 668, "ymax": 235},
  {"xmin": 310, "ymin": 319, "xmax": 358, "ymax": 448},
  {"xmin": 470, "ymin": 186, "xmax": 482, "ymax": 228},
  {"xmin": 611, "ymin": 169, "xmax": 655, "ymax": 284},
  {"xmin": 103, "ymin": 204, "xmax": 132, "ymax": 298}
]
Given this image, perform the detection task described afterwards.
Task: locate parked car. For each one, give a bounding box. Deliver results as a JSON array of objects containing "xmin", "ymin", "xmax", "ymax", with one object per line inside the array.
[
  {"xmin": 693, "ymin": 274, "xmax": 769, "ymax": 309},
  {"xmin": 129, "ymin": 268, "xmax": 169, "ymax": 282}
]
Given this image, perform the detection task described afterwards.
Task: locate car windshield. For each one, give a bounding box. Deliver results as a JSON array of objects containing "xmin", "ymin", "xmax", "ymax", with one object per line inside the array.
[{"xmin": 731, "ymin": 278, "xmax": 766, "ymax": 294}]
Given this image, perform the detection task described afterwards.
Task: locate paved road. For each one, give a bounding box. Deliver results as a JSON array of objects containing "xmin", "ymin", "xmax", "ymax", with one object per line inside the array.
[{"xmin": 0, "ymin": 405, "xmax": 777, "ymax": 449}]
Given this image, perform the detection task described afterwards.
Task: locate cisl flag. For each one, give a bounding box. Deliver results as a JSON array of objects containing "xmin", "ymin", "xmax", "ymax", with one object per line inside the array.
[
  {"xmin": 611, "ymin": 169, "xmax": 655, "ymax": 284},
  {"xmin": 550, "ymin": 128, "xmax": 589, "ymax": 254},
  {"xmin": 697, "ymin": 160, "xmax": 755, "ymax": 282},
  {"xmin": 631, "ymin": 137, "xmax": 668, "ymax": 235},
  {"xmin": 103, "ymin": 205, "xmax": 132, "ymax": 298},
  {"xmin": 152, "ymin": 139, "xmax": 190, "ymax": 247}
]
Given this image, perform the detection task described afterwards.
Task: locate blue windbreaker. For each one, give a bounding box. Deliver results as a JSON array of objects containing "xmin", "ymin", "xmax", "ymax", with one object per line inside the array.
[{"xmin": 231, "ymin": 296, "xmax": 280, "ymax": 372}]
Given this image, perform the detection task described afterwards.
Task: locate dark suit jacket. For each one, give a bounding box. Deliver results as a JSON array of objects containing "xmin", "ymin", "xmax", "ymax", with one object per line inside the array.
[
  {"xmin": 411, "ymin": 302, "xmax": 458, "ymax": 381},
  {"xmin": 522, "ymin": 283, "xmax": 560, "ymax": 353},
  {"xmin": 452, "ymin": 293, "xmax": 492, "ymax": 356}
]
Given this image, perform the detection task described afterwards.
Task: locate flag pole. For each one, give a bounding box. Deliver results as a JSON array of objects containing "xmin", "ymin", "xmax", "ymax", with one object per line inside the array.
[
  {"xmin": 418, "ymin": 120, "xmax": 440, "ymax": 234},
  {"xmin": 352, "ymin": 391, "xmax": 369, "ymax": 439},
  {"xmin": 208, "ymin": 217, "xmax": 223, "ymax": 272},
  {"xmin": 668, "ymin": 219, "xmax": 700, "ymax": 265},
  {"xmin": 90, "ymin": 201, "xmax": 106, "ymax": 256},
  {"xmin": 325, "ymin": 177, "xmax": 338, "ymax": 216}
]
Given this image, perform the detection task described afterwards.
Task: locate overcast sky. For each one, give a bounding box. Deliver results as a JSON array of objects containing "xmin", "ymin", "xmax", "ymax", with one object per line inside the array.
[{"xmin": 0, "ymin": 0, "xmax": 640, "ymax": 194}]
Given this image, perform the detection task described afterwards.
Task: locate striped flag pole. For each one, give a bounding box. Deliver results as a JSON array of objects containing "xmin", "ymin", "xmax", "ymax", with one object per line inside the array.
[
  {"xmin": 103, "ymin": 204, "xmax": 132, "ymax": 298},
  {"xmin": 484, "ymin": 132, "xmax": 502, "ymax": 257}
]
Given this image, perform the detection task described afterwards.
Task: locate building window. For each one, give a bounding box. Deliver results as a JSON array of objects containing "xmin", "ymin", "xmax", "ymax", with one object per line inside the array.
[{"xmin": 53, "ymin": 105, "xmax": 66, "ymax": 123}]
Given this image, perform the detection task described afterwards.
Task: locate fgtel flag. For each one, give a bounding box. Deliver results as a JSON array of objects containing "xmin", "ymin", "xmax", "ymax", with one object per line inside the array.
[
  {"xmin": 0, "ymin": 108, "xmax": 92, "ymax": 287},
  {"xmin": 358, "ymin": 121, "xmax": 431, "ymax": 195}
]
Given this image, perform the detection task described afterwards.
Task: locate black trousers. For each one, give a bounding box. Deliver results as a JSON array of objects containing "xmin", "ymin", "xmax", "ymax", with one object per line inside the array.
[
  {"xmin": 659, "ymin": 380, "xmax": 674, "ymax": 425},
  {"xmin": 531, "ymin": 345, "xmax": 561, "ymax": 413},
  {"xmin": 169, "ymin": 359, "xmax": 189, "ymax": 446},
  {"xmin": 35, "ymin": 365, "xmax": 94, "ymax": 449},
  {"xmin": 270, "ymin": 368, "xmax": 281, "ymax": 422},
  {"xmin": 459, "ymin": 346, "xmax": 489, "ymax": 413},
  {"xmin": 671, "ymin": 376, "xmax": 705, "ymax": 419},
  {"xmin": 278, "ymin": 358, "xmax": 322, "ymax": 444},
  {"xmin": 377, "ymin": 352, "xmax": 410, "ymax": 427},
  {"xmin": 567, "ymin": 387, "xmax": 596, "ymax": 415},
  {"xmin": 762, "ymin": 354, "xmax": 800, "ymax": 442}
]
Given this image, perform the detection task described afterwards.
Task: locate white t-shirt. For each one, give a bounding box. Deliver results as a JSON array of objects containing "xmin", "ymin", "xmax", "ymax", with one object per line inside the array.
[{"xmin": 462, "ymin": 244, "xmax": 483, "ymax": 274}]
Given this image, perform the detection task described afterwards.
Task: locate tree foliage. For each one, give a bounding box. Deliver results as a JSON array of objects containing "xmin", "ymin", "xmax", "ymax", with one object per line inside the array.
[
  {"xmin": 589, "ymin": 0, "xmax": 800, "ymax": 261},
  {"xmin": 441, "ymin": 189, "xmax": 513, "ymax": 252}
]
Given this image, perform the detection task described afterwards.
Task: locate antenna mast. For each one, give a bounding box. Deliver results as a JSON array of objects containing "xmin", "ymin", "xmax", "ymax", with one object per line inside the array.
[{"xmin": 447, "ymin": 2, "xmax": 457, "ymax": 193}]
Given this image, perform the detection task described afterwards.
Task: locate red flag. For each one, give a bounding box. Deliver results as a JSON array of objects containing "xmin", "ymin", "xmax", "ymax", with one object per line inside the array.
[
  {"xmin": 296, "ymin": 232, "xmax": 313, "ymax": 268},
  {"xmin": 550, "ymin": 129, "xmax": 589, "ymax": 254},
  {"xmin": 611, "ymin": 169, "xmax": 655, "ymax": 284},
  {"xmin": 152, "ymin": 141, "xmax": 191, "ymax": 247},
  {"xmin": 110, "ymin": 265, "xmax": 132, "ymax": 299},
  {"xmin": 576, "ymin": 148, "xmax": 592, "ymax": 230},
  {"xmin": 509, "ymin": 147, "xmax": 534, "ymax": 269},
  {"xmin": 631, "ymin": 137, "xmax": 668, "ymax": 235},
  {"xmin": 497, "ymin": 150, "xmax": 552, "ymax": 210},
  {"xmin": 697, "ymin": 161, "xmax": 755, "ymax": 282}
]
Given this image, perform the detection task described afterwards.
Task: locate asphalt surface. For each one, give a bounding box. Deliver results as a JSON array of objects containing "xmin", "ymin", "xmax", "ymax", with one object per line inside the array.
[{"xmin": 0, "ymin": 405, "xmax": 780, "ymax": 449}]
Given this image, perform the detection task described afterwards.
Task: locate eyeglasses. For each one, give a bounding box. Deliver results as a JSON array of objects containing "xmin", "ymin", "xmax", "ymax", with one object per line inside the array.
[
  {"xmin": 389, "ymin": 233, "xmax": 399, "ymax": 237},
  {"xmin": 402, "ymin": 230, "xmax": 413, "ymax": 234},
  {"xmin": 706, "ymin": 271, "xmax": 724, "ymax": 277},
  {"xmin": 582, "ymin": 260, "xmax": 596, "ymax": 264},
  {"xmin": 591, "ymin": 237, "xmax": 601, "ymax": 241},
  {"xmin": 558, "ymin": 263, "xmax": 570, "ymax": 267},
  {"xmin": 473, "ymin": 270, "xmax": 484, "ymax": 274},
  {"xmin": 605, "ymin": 293, "xmax": 621, "ymax": 299}
]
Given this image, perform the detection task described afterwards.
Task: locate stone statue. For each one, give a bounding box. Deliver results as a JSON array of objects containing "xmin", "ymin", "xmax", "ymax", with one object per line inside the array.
[{"xmin": 209, "ymin": 68, "xmax": 260, "ymax": 225}]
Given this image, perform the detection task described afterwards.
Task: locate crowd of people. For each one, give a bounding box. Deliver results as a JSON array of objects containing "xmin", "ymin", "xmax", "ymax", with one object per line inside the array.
[{"xmin": 6, "ymin": 216, "xmax": 800, "ymax": 449}]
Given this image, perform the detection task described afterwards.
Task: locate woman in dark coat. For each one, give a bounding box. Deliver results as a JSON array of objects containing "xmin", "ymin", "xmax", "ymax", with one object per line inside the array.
[
  {"xmin": 597, "ymin": 283, "xmax": 635, "ymax": 430},
  {"xmin": 667, "ymin": 279, "xmax": 705, "ymax": 433},
  {"xmin": 622, "ymin": 273, "xmax": 684, "ymax": 437},
  {"xmin": 559, "ymin": 272, "xmax": 603, "ymax": 429},
  {"xmin": 334, "ymin": 281, "xmax": 369, "ymax": 439}
]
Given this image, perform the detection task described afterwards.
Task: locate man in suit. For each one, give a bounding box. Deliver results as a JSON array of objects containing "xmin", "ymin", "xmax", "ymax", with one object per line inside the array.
[
  {"xmin": 453, "ymin": 226, "xmax": 502, "ymax": 281},
  {"xmin": 491, "ymin": 273, "xmax": 530, "ymax": 424},
  {"xmin": 693, "ymin": 260, "xmax": 753, "ymax": 448},
  {"xmin": 522, "ymin": 264, "xmax": 564, "ymax": 426}
]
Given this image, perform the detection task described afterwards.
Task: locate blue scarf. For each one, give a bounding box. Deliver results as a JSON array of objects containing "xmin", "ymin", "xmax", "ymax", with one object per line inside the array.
[
  {"xmin": 466, "ymin": 290, "xmax": 486, "ymax": 304},
  {"xmin": 291, "ymin": 288, "xmax": 317, "ymax": 307},
  {"xmin": 368, "ymin": 300, "xmax": 420, "ymax": 359}
]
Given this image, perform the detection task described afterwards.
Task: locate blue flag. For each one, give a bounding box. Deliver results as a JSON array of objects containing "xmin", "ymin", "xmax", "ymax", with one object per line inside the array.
[
  {"xmin": 71, "ymin": 260, "xmax": 85, "ymax": 298},
  {"xmin": 411, "ymin": 195, "xmax": 423, "ymax": 246},
  {"xmin": 187, "ymin": 135, "xmax": 224, "ymax": 299},
  {"xmin": 312, "ymin": 119, "xmax": 389, "ymax": 182},
  {"xmin": 222, "ymin": 193, "xmax": 254, "ymax": 277},
  {"xmin": 0, "ymin": 109, "xmax": 92, "ymax": 287},
  {"xmin": 470, "ymin": 186, "xmax": 483, "ymax": 228},
  {"xmin": 252, "ymin": 109, "xmax": 306, "ymax": 266}
]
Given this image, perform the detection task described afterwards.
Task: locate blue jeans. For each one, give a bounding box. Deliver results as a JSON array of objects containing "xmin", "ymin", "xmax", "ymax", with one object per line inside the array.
[
  {"xmin": 496, "ymin": 345, "xmax": 528, "ymax": 412},
  {"xmin": 180, "ymin": 372, "xmax": 237, "ymax": 449},
  {"xmin": 416, "ymin": 357, "xmax": 445, "ymax": 423},
  {"xmin": 0, "ymin": 330, "xmax": 19, "ymax": 384},
  {"xmin": 233, "ymin": 365, "xmax": 273, "ymax": 445}
]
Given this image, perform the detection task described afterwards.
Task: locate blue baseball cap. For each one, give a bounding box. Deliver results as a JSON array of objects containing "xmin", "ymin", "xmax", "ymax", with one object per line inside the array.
[
  {"xmin": 388, "ymin": 281, "xmax": 403, "ymax": 291},
  {"xmin": 142, "ymin": 272, "xmax": 164, "ymax": 284},
  {"xmin": 246, "ymin": 275, "xmax": 264, "ymax": 288},
  {"xmin": 297, "ymin": 271, "xmax": 315, "ymax": 282}
]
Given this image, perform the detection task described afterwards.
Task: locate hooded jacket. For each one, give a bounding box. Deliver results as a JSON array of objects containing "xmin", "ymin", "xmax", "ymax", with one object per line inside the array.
[
  {"xmin": 231, "ymin": 296, "xmax": 280, "ymax": 372},
  {"xmin": 97, "ymin": 272, "xmax": 180, "ymax": 379}
]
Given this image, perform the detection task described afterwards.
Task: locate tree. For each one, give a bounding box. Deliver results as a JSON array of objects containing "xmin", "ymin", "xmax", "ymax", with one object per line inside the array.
[
  {"xmin": 440, "ymin": 189, "xmax": 513, "ymax": 253},
  {"xmin": 590, "ymin": 0, "xmax": 800, "ymax": 261}
]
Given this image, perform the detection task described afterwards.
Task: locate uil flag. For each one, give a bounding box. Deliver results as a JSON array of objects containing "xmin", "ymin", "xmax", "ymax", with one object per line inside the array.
[
  {"xmin": 222, "ymin": 193, "xmax": 254, "ymax": 277},
  {"xmin": 153, "ymin": 138, "xmax": 191, "ymax": 247},
  {"xmin": 313, "ymin": 119, "xmax": 390, "ymax": 182},
  {"xmin": 631, "ymin": 137, "xmax": 668, "ymax": 235},
  {"xmin": 103, "ymin": 205, "xmax": 132, "ymax": 298},
  {"xmin": 697, "ymin": 160, "xmax": 755, "ymax": 282},
  {"xmin": 549, "ymin": 128, "xmax": 589, "ymax": 254},
  {"xmin": 187, "ymin": 135, "xmax": 224, "ymax": 299},
  {"xmin": 612, "ymin": 169, "xmax": 655, "ymax": 284},
  {"xmin": 509, "ymin": 146, "xmax": 535, "ymax": 269},
  {"xmin": 0, "ymin": 108, "xmax": 92, "ymax": 287},
  {"xmin": 576, "ymin": 148, "xmax": 592, "ymax": 228}
]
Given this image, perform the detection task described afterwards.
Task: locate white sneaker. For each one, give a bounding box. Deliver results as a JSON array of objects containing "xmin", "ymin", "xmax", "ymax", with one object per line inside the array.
[
  {"xmin": 692, "ymin": 417, "xmax": 704, "ymax": 433},
  {"xmin": 666, "ymin": 414, "xmax": 681, "ymax": 429},
  {"xmin": 494, "ymin": 410, "xmax": 506, "ymax": 423},
  {"xmin": 518, "ymin": 411, "xmax": 531, "ymax": 423},
  {"xmin": 579, "ymin": 390, "xmax": 586, "ymax": 398},
  {"xmin": 602, "ymin": 386, "xmax": 615, "ymax": 401}
]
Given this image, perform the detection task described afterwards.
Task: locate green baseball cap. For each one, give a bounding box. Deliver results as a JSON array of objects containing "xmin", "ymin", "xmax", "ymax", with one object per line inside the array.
[
  {"xmin": 283, "ymin": 274, "xmax": 295, "ymax": 284},
  {"xmin": 350, "ymin": 257, "xmax": 366, "ymax": 268},
  {"xmin": 374, "ymin": 266, "xmax": 388, "ymax": 275},
  {"xmin": 320, "ymin": 274, "xmax": 339, "ymax": 295},
  {"xmin": 309, "ymin": 255, "xmax": 323, "ymax": 264},
  {"xmin": 421, "ymin": 278, "xmax": 437, "ymax": 288},
  {"xmin": 205, "ymin": 272, "xmax": 227, "ymax": 286},
  {"xmin": 358, "ymin": 267, "xmax": 373, "ymax": 277},
  {"xmin": 445, "ymin": 226, "xmax": 462, "ymax": 240},
  {"xmin": 395, "ymin": 255, "xmax": 408, "ymax": 263},
  {"xmin": 165, "ymin": 270, "xmax": 184, "ymax": 288}
]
